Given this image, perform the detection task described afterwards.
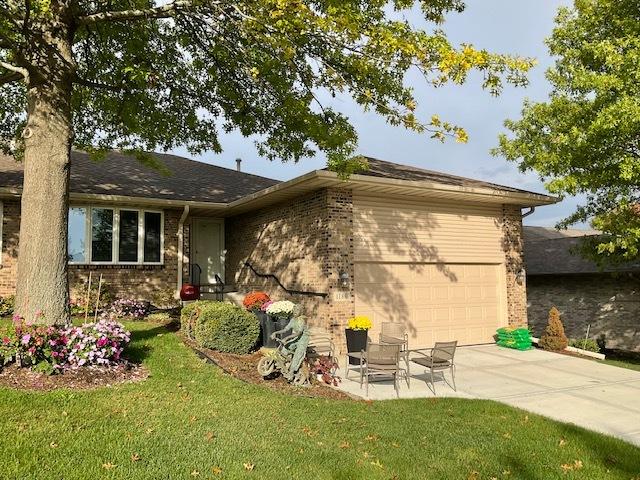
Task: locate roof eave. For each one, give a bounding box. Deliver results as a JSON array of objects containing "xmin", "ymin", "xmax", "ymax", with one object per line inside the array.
[{"xmin": 0, "ymin": 169, "xmax": 558, "ymax": 213}]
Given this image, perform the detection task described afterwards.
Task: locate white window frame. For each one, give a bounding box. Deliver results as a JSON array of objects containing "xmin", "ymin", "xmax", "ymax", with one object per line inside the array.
[{"xmin": 68, "ymin": 205, "xmax": 164, "ymax": 266}]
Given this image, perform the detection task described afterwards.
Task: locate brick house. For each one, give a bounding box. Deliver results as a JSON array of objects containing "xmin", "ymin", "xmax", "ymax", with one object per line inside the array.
[
  {"xmin": 524, "ymin": 226, "xmax": 640, "ymax": 353},
  {"xmin": 0, "ymin": 151, "xmax": 555, "ymax": 352}
]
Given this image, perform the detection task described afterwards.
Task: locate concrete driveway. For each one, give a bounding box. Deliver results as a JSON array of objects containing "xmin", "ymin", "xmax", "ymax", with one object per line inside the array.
[{"xmin": 337, "ymin": 345, "xmax": 640, "ymax": 446}]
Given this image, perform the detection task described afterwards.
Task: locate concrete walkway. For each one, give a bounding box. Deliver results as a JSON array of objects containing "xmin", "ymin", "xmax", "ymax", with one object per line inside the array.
[{"xmin": 337, "ymin": 345, "xmax": 640, "ymax": 446}]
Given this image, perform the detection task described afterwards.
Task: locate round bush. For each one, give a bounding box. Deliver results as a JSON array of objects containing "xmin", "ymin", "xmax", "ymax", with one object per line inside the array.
[{"xmin": 194, "ymin": 302, "xmax": 260, "ymax": 354}]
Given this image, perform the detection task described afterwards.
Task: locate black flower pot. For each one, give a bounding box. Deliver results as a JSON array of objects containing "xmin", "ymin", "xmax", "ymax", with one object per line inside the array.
[
  {"xmin": 255, "ymin": 311, "xmax": 270, "ymax": 348},
  {"xmin": 345, "ymin": 328, "xmax": 368, "ymax": 364}
]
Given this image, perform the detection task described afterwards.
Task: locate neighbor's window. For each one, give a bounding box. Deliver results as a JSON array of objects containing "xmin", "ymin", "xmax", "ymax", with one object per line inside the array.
[
  {"xmin": 68, "ymin": 207, "xmax": 87, "ymax": 263},
  {"xmin": 68, "ymin": 207, "xmax": 163, "ymax": 265}
]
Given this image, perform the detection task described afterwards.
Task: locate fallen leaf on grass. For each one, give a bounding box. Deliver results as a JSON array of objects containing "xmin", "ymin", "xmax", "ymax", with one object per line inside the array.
[
  {"xmin": 558, "ymin": 438, "xmax": 567, "ymax": 447},
  {"xmin": 502, "ymin": 432, "xmax": 512, "ymax": 439},
  {"xmin": 131, "ymin": 453, "xmax": 141, "ymax": 462},
  {"xmin": 370, "ymin": 459, "xmax": 384, "ymax": 469},
  {"xmin": 102, "ymin": 463, "xmax": 117, "ymax": 470},
  {"xmin": 211, "ymin": 466, "xmax": 223, "ymax": 475},
  {"xmin": 467, "ymin": 471, "xmax": 480, "ymax": 480},
  {"xmin": 205, "ymin": 431, "xmax": 215, "ymax": 442},
  {"xmin": 49, "ymin": 442, "xmax": 58, "ymax": 448},
  {"xmin": 243, "ymin": 463, "xmax": 255, "ymax": 471},
  {"xmin": 190, "ymin": 469, "xmax": 200, "ymax": 476},
  {"xmin": 339, "ymin": 441, "xmax": 351, "ymax": 449},
  {"xmin": 560, "ymin": 460, "xmax": 583, "ymax": 472},
  {"xmin": 365, "ymin": 434, "xmax": 379, "ymax": 441}
]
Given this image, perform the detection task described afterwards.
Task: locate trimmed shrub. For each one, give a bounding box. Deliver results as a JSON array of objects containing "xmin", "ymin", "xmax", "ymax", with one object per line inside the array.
[
  {"xmin": 569, "ymin": 338, "xmax": 601, "ymax": 353},
  {"xmin": 194, "ymin": 302, "xmax": 260, "ymax": 354},
  {"xmin": 180, "ymin": 301, "xmax": 208, "ymax": 339},
  {"xmin": 539, "ymin": 307, "xmax": 568, "ymax": 351}
]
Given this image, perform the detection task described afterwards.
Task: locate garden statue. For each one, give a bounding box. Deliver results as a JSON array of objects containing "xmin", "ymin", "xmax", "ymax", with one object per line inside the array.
[{"xmin": 257, "ymin": 305, "xmax": 311, "ymax": 385}]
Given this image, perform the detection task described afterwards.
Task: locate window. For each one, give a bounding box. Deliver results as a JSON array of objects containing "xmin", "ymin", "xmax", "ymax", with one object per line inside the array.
[
  {"xmin": 118, "ymin": 210, "xmax": 139, "ymax": 262},
  {"xmin": 68, "ymin": 207, "xmax": 87, "ymax": 262},
  {"xmin": 91, "ymin": 208, "xmax": 113, "ymax": 262},
  {"xmin": 68, "ymin": 206, "xmax": 163, "ymax": 265},
  {"xmin": 144, "ymin": 212, "xmax": 162, "ymax": 263}
]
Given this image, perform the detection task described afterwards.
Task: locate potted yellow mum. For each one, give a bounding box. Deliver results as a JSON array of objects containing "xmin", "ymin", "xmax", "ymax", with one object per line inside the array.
[{"xmin": 345, "ymin": 316, "xmax": 372, "ymax": 364}]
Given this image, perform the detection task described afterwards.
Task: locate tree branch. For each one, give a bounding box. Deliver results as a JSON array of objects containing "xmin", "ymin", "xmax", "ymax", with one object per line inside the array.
[
  {"xmin": 0, "ymin": 61, "xmax": 29, "ymax": 82},
  {"xmin": 76, "ymin": 0, "xmax": 206, "ymax": 25},
  {"xmin": 0, "ymin": 71, "xmax": 22, "ymax": 85}
]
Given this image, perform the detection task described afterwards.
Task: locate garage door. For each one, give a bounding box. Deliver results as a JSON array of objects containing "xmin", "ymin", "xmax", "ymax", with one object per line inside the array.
[
  {"xmin": 353, "ymin": 194, "xmax": 507, "ymax": 347},
  {"xmin": 355, "ymin": 263, "xmax": 506, "ymax": 346}
]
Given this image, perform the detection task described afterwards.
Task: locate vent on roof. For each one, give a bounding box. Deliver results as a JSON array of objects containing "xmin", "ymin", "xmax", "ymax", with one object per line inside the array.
[{"xmin": 236, "ymin": 158, "xmax": 242, "ymax": 172}]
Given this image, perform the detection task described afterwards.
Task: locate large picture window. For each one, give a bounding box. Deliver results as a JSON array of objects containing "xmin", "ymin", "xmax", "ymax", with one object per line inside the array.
[{"xmin": 69, "ymin": 206, "xmax": 163, "ymax": 265}]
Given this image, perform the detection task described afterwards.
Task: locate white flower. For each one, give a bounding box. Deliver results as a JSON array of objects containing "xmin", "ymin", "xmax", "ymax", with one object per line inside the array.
[{"xmin": 265, "ymin": 300, "xmax": 296, "ymax": 316}]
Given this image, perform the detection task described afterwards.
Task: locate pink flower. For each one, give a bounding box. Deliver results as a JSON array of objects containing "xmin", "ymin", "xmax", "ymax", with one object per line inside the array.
[
  {"xmin": 260, "ymin": 300, "xmax": 274, "ymax": 312},
  {"xmin": 21, "ymin": 334, "xmax": 31, "ymax": 345}
]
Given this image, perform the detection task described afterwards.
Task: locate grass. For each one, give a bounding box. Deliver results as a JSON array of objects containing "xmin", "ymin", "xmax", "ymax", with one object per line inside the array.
[
  {"xmin": 600, "ymin": 352, "xmax": 640, "ymax": 372},
  {"xmin": 1, "ymin": 321, "xmax": 639, "ymax": 479}
]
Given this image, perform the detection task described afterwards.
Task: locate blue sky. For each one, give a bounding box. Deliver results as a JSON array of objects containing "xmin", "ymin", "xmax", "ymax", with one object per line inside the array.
[{"xmin": 174, "ymin": 0, "xmax": 580, "ymax": 228}]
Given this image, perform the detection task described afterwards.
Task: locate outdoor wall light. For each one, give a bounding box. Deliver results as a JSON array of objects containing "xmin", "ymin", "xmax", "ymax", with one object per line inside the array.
[
  {"xmin": 516, "ymin": 268, "xmax": 526, "ymax": 284},
  {"xmin": 339, "ymin": 271, "xmax": 350, "ymax": 288}
]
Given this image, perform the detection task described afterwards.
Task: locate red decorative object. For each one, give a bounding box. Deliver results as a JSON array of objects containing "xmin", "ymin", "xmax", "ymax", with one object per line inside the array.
[{"xmin": 180, "ymin": 284, "xmax": 200, "ymax": 301}]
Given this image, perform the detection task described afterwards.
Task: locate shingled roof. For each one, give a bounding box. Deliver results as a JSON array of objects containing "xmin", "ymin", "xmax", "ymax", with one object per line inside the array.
[
  {"xmin": 0, "ymin": 151, "xmax": 279, "ymax": 203},
  {"xmin": 523, "ymin": 226, "xmax": 640, "ymax": 275},
  {"xmin": 340, "ymin": 156, "xmax": 544, "ymax": 196}
]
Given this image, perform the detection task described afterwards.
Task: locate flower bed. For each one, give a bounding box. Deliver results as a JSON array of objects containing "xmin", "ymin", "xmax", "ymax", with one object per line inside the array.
[
  {"xmin": 1, "ymin": 316, "xmax": 131, "ymax": 375},
  {"xmin": 109, "ymin": 299, "xmax": 150, "ymax": 320}
]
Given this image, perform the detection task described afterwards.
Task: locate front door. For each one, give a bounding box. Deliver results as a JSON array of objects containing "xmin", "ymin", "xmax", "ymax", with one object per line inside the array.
[{"xmin": 192, "ymin": 218, "xmax": 224, "ymax": 284}]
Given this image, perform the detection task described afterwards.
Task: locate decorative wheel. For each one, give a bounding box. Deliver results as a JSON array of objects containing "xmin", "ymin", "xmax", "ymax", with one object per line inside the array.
[{"xmin": 257, "ymin": 356, "xmax": 276, "ymax": 377}]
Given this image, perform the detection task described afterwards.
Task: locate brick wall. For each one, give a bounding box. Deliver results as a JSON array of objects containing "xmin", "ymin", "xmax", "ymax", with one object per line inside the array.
[
  {"xmin": 501, "ymin": 205, "xmax": 528, "ymax": 327},
  {"xmin": 0, "ymin": 199, "xmax": 183, "ymax": 303},
  {"xmin": 225, "ymin": 188, "xmax": 355, "ymax": 351},
  {"xmin": 527, "ymin": 273, "xmax": 640, "ymax": 352},
  {"xmin": 0, "ymin": 199, "xmax": 20, "ymax": 296}
]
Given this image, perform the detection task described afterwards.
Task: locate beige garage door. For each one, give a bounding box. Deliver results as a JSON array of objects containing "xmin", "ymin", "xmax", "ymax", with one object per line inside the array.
[
  {"xmin": 354, "ymin": 263, "xmax": 506, "ymax": 347},
  {"xmin": 353, "ymin": 194, "xmax": 508, "ymax": 347}
]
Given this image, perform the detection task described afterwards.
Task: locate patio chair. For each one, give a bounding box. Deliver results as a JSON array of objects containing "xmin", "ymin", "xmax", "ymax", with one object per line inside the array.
[
  {"xmin": 359, "ymin": 342, "xmax": 407, "ymax": 397},
  {"xmin": 379, "ymin": 322, "xmax": 410, "ymax": 385},
  {"xmin": 306, "ymin": 328, "xmax": 336, "ymax": 363},
  {"xmin": 410, "ymin": 341, "xmax": 457, "ymax": 395}
]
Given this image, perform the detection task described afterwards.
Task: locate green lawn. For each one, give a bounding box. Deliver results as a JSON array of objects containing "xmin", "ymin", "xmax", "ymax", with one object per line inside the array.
[
  {"xmin": 600, "ymin": 353, "xmax": 640, "ymax": 372},
  {"xmin": 1, "ymin": 321, "xmax": 639, "ymax": 479}
]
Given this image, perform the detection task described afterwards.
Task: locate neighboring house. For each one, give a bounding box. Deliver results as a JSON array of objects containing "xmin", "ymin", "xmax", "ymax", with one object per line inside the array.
[
  {"xmin": 524, "ymin": 226, "xmax": 640, "ymax": 352},
  {"xmin": 0, "ymin": 151, "xmax": 555, "ymax": 352}
]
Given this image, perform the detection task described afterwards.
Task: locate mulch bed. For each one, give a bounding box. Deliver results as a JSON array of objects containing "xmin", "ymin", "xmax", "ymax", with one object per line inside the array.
[
  {"xmin": 181, "ymin": 335, "xmax": 353, "ymax": 401},
  {"xmin": 0, "ymin": 362, "xmax": 148, "ymax": 392}
]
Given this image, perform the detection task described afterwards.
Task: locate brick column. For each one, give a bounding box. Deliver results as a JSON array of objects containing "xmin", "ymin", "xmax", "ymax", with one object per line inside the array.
[
  {"xmin": 502, "ymin": 205, "xmax": 527, "ymax": 327},
  {"xmin": 323, "ymin": 188, "xmax": 355, "ymax": 354}
]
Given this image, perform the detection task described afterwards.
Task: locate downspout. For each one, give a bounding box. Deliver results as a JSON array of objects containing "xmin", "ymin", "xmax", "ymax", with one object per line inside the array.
[
  {"xmin": 522, "ymin": 206, "xmax": 535, "ymax": 218},
  {"xmin": 176, "ymin": 205, "xmax": 190, "ymax": 298}
]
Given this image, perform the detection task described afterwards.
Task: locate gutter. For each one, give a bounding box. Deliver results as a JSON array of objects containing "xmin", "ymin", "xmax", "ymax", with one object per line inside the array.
[
  {"xmin": 522, "ymin": 206, "xmax": 536, "ymax": 218},
  {"xmin": 176, "ymin": 205, "xmax": 190, "ymax": 298},
  {"xmin": 0, "ymin": 187, "xmax": 227, "ymax": 210}
]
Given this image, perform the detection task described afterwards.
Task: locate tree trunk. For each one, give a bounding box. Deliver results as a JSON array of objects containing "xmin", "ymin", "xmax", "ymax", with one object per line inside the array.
[{"xmin": 14, "ymin": 14, "xmax": 74, "ymax": 326}]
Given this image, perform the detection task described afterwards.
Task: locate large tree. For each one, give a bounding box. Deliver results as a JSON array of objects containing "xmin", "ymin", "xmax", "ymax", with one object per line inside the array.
[
  {"xmin": 496, "ymin": 0, "xmax": 640, "ymax": 264},
  {"xmin": 1, "ymin": 0, "xmax": 533, "ymax": 324}
]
